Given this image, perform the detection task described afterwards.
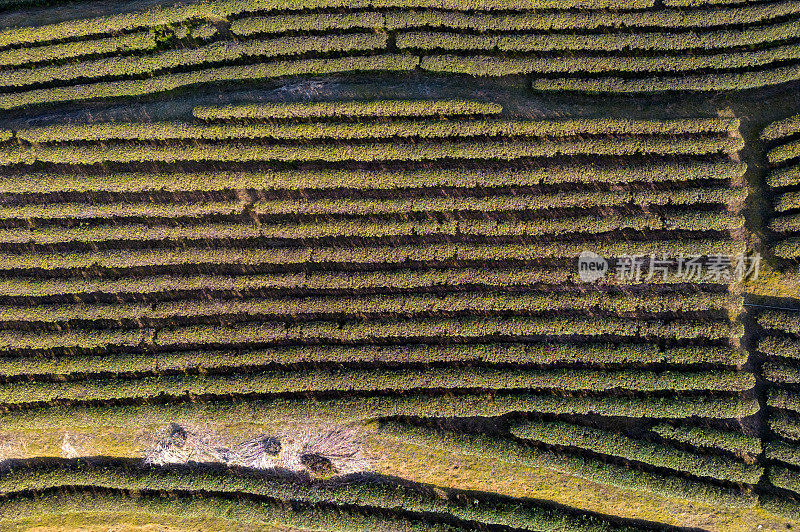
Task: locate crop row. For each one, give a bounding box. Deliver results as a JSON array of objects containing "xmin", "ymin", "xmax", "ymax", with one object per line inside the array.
[
  {"xmin": 0, "ymin": 200, "xmax": 247, "ymax": 221},
  {"xmin": 761, "ymin": 238, "xmax": 800, "ymax": 259},
  {"xmin": 773, "ymin": 191, "xmax": 800, "ymax": 212},
  {"xmin": 0, "ymin": 487, "xmax": 468, "ymax": 532},
  {"xmin": 769, "ymin": 391, "xmax": 800, "ymax": 416},
  {"xmin": 509, "ymin": 419, "xmax": 761, "ymax": 483},
  {"xmin": 0, "ymin": 393, "xmax": 761, "ymax": 431},
  {"xmin": 0, "ymin": 239, "xmax": 747, "ymax": 272},
  {"xmin": 769, "ymin": 466, "xmax": 800, "ymax": 498},
  {"xmin": 0, "ymin": 31, "xmax": 156, "ymax": 69},
  {"xmin": 194, "ymin": 98, "xmax": 502, "ymax": 120},
  {"xmin": 252, "ymin": 187, "xmax": 745, "ymax": 216},
  {"xmin": 0, "ymin": 316, "xmax": 743, "ymax": 352},
  {"xmin": 758, "ymin": 336, "xmax": 800, "ymax": 359},
  {"xmin": 423, "ymin": 43, "xmax": 800, "ymax": 76},
  {"xmin": 0, "ymin": 33, "xmax": 388, "ymax": 90},
  {"xmin": 768, "ymin": 214, "xmax": 800, "ymax": 232},
  {"xmin": 16, "ymin": 117, "xmax": 740, "ymax": 143},
  {"xmin": 766, "ymin": 440, "xmax": 800, "ymax": 468},
  {"xmin": 767, "ymin": 164, "xmax": 800, "ymax": 188},
  {"xmin": 764, "ymin": 360, "xmax": 800, "ymax": 384},
  {"xmin": 1, "ymin": 0, "xmax": 795, "ymax": 51},
  {"xmin": 0, "ymin": 367, "xmax": 755, "ymax": 406},
  {"xmin": 0, "ymin": 137, "xmax": 745, "ymax": 165},
  {"xmin": 378, "ymin": 421, "xmax": 758, "ymax": 508},
  {"xmin": 397, "ymin": 19, "xmax": 800, "ymax": 53},
  {"xmin": 0, "ymin": 291, "xmax": 743, "ymax": 325},
  {"xmin": 528, "ymin": 62, "xmax": 800, "ymax": 93},
  {"xmin": 0, "ymin": 212, "xmax": 745, "ymax": 245},
  {"xmin": 0, "ymin": 460, "xmax": 641, "ymax": 532},
  {"xmin": 757, "ymin": 309, "xmax": 800, "ymax": 334},
  {"xmin": 230, "ymin": 9, "xmax": 800, "ymax": 41},
  {"xmin": 651, "ymin": 423, "xmax": 762, "ymax": 456},
  {"xmin": 0, "ymin": 161, "xmax": 746, "ymax": 193},
  {"xmin": 0, "ymin": 344, "xmax": 746, "ymax": 379},
  {"xmin": 769, "ymin": 410, "xmax": 800, "ymax": 441},
  {"xmin": 0, "ymin": 0, "xmax": 661, "ymax": 50},
  {"xmin": 0, "ymin": 54, "xmax": 419, "ymax": 110},
  {"xmin": 381, "ymin": 2, "xmax": 800, "ymax": 32},
  {"xmin": 768, "ymin": 139, "xmax": 800, "ymax": 165},
  {"xmin": 0, "ymin": 186, "xmax": 744, "ymax": 221},
  {"xmin": 230, "ymin": 12, "xmax": 384, "ymax": 36},
  {"xmin": 762, "ymin": 114, "xmax": 800, "ymax": 142}
]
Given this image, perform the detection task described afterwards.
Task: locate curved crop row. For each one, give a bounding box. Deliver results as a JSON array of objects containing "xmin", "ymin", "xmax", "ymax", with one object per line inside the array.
[
  {"xmin": 0, "ymin": 31, "xmax": 156, "ymax": 69},
  {"xmin": 16, "ymin": 117, "xmax": 739, "ymax": 143},
  {"xmin": 651, "ymin": 423, "xmax": 762, "ymax": 456},
  {"xmin": 0, "ymin": 461, "xmax": 641, "ymax": 532},
  {"xmin": 767, "ymin": 165, "xmax": 800, "ymax": 189},
  {"xmin": 0, "ymin": 161, "xmax": 746, "ymax": 194},
  {"xmin": 0, "ymin": 344, "xmax": 746, "ymax": 379},
  {"xmin": 378, "ymin": 421, "xmax": 758, "ymax": 508},
  {"xmin": 0, "ymin": 200, "xmax": 246, "ymax": 221},
  {"xmin": 0, "ymin": 239, "xmax": 747, "ymax": 272},
  {"xmin": 766, "ymin": 440, "xmax": 800, "ymax": 468},
  {"xmin": 0, "ymin": 54, "xmax": 419, "ymax": 110},
  {"xmin": 757, "ymin": 309, "xmax": 800, "ymax": 333},
  {"xmin": 510, "ymin": 419, "xmax": 761, "ymax": 483},
  {"xmin": 759, "ymin": 336, "xmax": 800, "ymax": 359},
  {"xmin": 769, "ymin": 139, "xmax": 800, "ymax": 165},
  {"xmin": 0, "ymin": 393, "xmax": 761, "ymax": 432},
  {"xmin": 0, "ymin": 33, "xmax": 388, "ymax": 90},
  {"xmin": 762, "ymin": 114, "xmax": 800, "ymax": 142},
  {"xmin": 764, "ymin": 360, "xmax": 800, "ymax": 384},
  {"xmin": 0, "ymin": 367, "xmax": 754, "ymax": 406},
  {"xmin": 0, "ymin": 487, "xmax": 467, "ymax": 532}
]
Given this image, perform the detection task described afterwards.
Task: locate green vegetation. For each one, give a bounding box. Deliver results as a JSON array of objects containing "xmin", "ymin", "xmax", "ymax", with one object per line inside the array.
[
  {"xmin": 0, "ymin": 161, "xmax": 746, "ymax": 193},
  {"xmin": 0, "ymin": 394, "xmax": 760, "ymax": 431},
  {"xmin": 379, "ymin": 421, "xmax": 758, "ymax": 508},
  {"xmin": 652, "ymin": 423, "xmax": 762, "ymax": 456},
  {"xmin": 511, "ymin": 420, "xmax": 761, "ymax": 484},
  {"xmin": 0, "ymin": 31, "xmax": 156, "ymax": 68}
]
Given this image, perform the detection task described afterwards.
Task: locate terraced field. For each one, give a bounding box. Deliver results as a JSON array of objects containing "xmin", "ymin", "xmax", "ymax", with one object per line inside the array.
[{"xmin": 1, "ymin": 0, "xmax": 800, "ymax": 530}]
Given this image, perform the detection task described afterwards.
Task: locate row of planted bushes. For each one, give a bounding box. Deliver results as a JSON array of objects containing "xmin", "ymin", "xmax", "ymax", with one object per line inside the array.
[
  {"xmin": 0, "ymin": 162, "xmax": 746, "ymax": 193},
  {"xmin": 0, "ymin": 137, "xmax": 744, "ymax": 165},
  {"xmin": 422, "ymin": 45, "xmax": 800, "ymax": 76},
  {"xmin": 397, "ymin": 20, "xmax": 800, "ymax": 53},
  {"xmin": 0, "ymin": 185, "xmax": 745, "ymax": 221},
  {"xmin": 0, "ymin": 54, "xmax": 419, "ymax": 110},
  {"xmin": 0, "ymin": 290, "xmax": 743, "ymax": 324},
  {"xmin": 0, "ymin": 33, "xmax": 388, "ymax": 89},
  {"xmin": 0, "ymin": 239, "xmax": 748, "ymax": 271},
  {"xmin": 0, "ymin": 344, "xmax": 747, "ymax": 378},
  {"xmin": 0, "ymin": 468, "xmax": 643, "ymax": 532},
  {"xmin": 0, "ymin": 211, "xmax": 745, "ymax": 244},
  {"xmin": 0, "ymin": 393, "xmax": 761, "ymax": 431},
  {"xmin": 15, "ymin": 117, "xmax": 739, "ymax": 142},
  {"xmin": 377, "ymin": 421, "xmax": 758, "ymax": 508},
  {"xmin": 193, "ymin": 98, "xmax": 502, "ymax": 120},
  {"xmin": 652, "ymin": 422, "xmax": 762, "ymax": 456},
  {"xmin": 0, "ymin": 315, "xmax": 743, "ymax": 351},
  {"xmin": 510, "ymin": 419, "xmax": 762, "ymax": 484},
  {"xmin": 0, "ymin": 367, "xmax": 754, "ymax": 406}
]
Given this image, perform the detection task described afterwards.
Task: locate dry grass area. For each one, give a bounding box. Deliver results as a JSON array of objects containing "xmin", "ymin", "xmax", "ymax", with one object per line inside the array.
[
  {"xmin": 362, "ymin": 425, "xmax": 800, "ymax": 532},
  {"xmin": 3, "ymin": 513, "xmax": 282, "ymax": 532}
]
